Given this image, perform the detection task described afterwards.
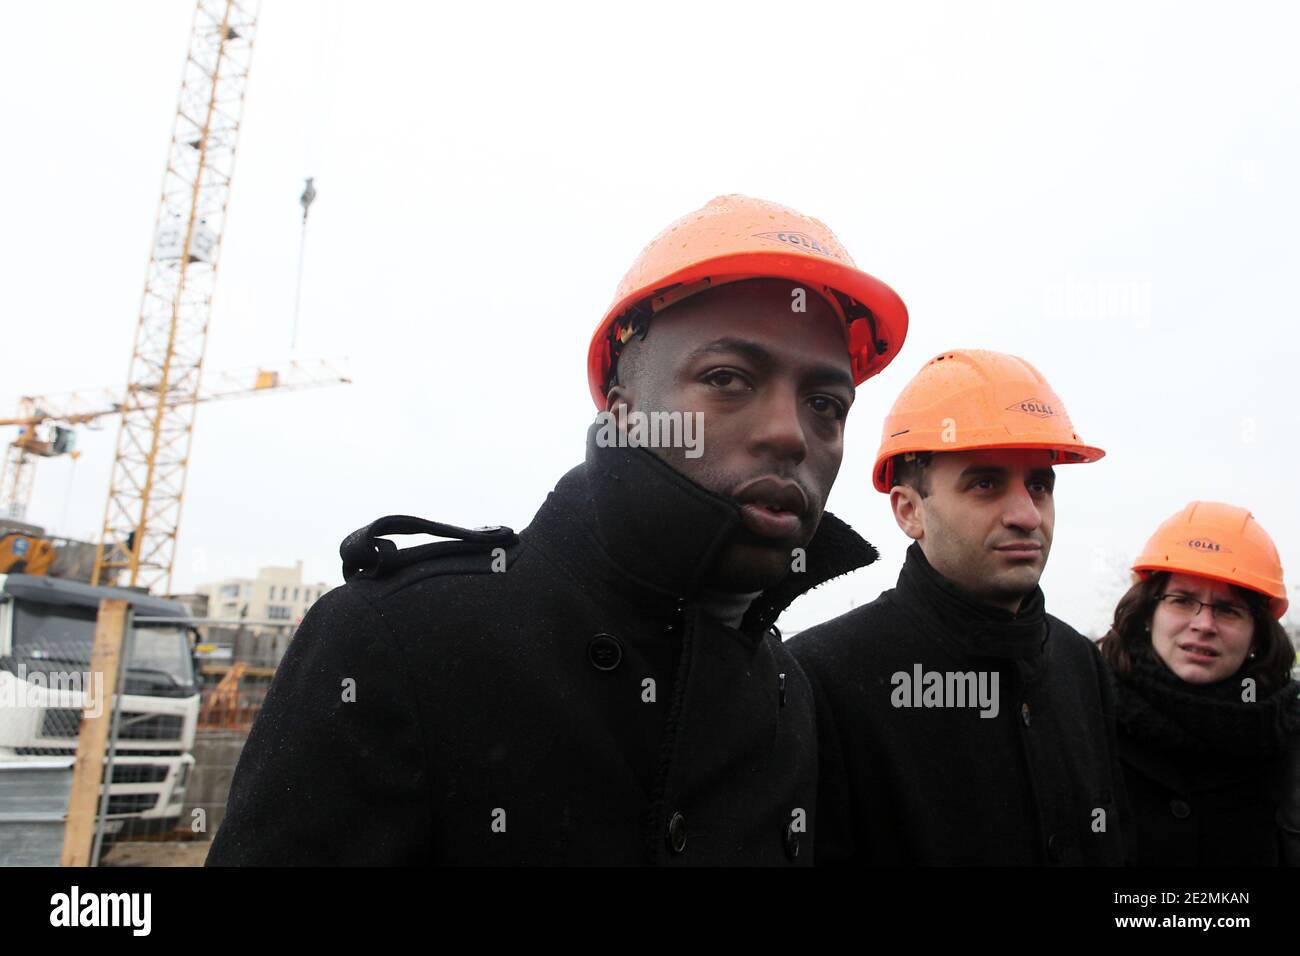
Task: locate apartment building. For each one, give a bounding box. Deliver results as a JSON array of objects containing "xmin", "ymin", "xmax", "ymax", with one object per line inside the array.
[{"xmin": 197, "ymin": 560, "xmax": 332, "ymax": 627}]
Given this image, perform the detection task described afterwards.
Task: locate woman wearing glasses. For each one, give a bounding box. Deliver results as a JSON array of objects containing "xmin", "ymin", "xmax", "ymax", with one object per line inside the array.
[{"xmin": 1098, "ymin": 501, "xmax": 1300, "ymax": 865}]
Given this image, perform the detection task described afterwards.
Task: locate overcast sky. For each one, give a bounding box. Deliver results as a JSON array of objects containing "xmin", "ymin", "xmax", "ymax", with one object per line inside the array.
[{"xmin": 2, "ymin": 0, "xmax": 1297, "ymax": 636}]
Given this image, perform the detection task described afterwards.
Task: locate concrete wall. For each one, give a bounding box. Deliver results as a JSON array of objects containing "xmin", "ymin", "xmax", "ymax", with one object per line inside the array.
[{"xmin": 183, "ymin": 728, "xmax": 249, "ymax": 839}]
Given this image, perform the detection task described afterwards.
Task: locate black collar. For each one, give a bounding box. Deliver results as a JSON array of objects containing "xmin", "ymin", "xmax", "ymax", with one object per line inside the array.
[
  {"xmin": 894, "ymin": 541, "xmax": 1048, "ymax": 661},
  {"xmin": 522, "ymin": 421, "xmax": 879, "ymax": 639}
]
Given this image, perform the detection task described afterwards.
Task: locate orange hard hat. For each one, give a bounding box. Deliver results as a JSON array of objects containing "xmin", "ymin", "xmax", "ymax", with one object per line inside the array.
[
  {"xmin": 1132, "ymin": 501, "xmax": 1289, "ymax": 618},
  {"xmin": 586, "ymin": 194, "xmax": 908, "ymax": 408},
  {"xmin": 872, "ymin": 348, "xmax": 1105, "ymax": 492}
]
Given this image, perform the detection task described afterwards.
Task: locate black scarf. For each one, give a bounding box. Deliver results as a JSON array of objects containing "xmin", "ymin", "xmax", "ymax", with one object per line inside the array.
[
  {"xmin": 894, "ymin": 540, "xmax": 1048, "ymax": 662},
  {"xmin": 1115, "ymin": 645, "xmax": 1300, "ymax": 759}
]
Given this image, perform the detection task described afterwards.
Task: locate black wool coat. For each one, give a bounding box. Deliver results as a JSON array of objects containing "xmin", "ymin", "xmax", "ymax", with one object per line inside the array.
[
  {"xmin": 1109, "ymin": 648, "xmax": 1300, "ymax": 866},
  {"xmin": 789, "ymin": 542, "xmax": 1129, "ymax": 866},
  {"xmin": 206, "ymin": 424, "xmax": 878, "ymax": 865}
]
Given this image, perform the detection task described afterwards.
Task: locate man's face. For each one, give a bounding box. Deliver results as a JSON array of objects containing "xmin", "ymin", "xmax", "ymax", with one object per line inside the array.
[
  {"xmin": 890, "ymin": 448, "xmax": 1057, "ymax": 612},
  {"xmin": 605, "ymin": 278, "xmax": 855, "ymax": 592}
]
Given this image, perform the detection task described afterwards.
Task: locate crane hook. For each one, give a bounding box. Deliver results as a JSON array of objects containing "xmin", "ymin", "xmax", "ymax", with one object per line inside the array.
[{"xmin": 300, "ymin": 177, "xmax": 317, "ymax": 223}]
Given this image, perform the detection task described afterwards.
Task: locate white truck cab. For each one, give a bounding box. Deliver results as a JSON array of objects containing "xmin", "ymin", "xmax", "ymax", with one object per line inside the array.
[{"xmin": 0, "ymin": 573, "xmax": 200, "ymax": 838}]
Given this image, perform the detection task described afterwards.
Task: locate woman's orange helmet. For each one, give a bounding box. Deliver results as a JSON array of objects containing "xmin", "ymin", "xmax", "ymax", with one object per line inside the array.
[
  {"xmin": 587, "ymin": 194, "xmax": 908, "ymax": 409},
  {"xmin": 1132, "ymin": 501, "xmax": 1289, "ymax": 618}
]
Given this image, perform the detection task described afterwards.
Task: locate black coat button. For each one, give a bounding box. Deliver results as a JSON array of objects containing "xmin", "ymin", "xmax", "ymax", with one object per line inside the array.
[
  {"xmin": 783, "ymin": 821, "xmax": 800, "ymax": 860},
  {"xmin": 1020, "ymin": 702, "xmax": 1031, "ymax": 727},
  {"xmin": 587, "ymin": 634, "xmax": 623, "ymax": 671},
  {"xmin": 1170, "ymin": 799, "xmax": 1192, "ymax": 820},
  {"xmin": 667, "ymin": 811, "xmax": 687, "ymax": 854}
]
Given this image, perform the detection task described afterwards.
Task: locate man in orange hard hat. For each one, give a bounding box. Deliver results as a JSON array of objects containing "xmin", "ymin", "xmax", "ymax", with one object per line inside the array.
[
  {"xmin": 790, "ymin": 349, "xmax": 1130, "ymax": 865},
  {"xmin": 209, "ymin": 195, "xmax": 908, "ymax": 865}
]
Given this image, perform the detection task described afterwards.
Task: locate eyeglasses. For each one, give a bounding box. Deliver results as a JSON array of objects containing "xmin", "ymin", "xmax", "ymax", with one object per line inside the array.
[{"xmin": 1156, "ymin": 593, "xmax": 1250, "ymax": 625}]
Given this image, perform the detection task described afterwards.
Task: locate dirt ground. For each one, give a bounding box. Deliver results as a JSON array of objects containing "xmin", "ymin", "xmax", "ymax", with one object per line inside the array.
[{"xmin": 99, "ymin": 840, "xmax": 212, "ymax": 867}]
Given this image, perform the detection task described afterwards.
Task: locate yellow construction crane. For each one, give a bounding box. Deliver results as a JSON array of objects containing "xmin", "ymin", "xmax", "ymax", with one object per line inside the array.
[
  {"xmin": 93, "ymin": 0, "xmax": 263, "ymax": 593},
  {"xmin": 1, "ymin": 359, "xmax": 351, "ymax": 527},
  {"xmin": 7, "ymin": 2, "xmax": 342, "ymax": 593}
]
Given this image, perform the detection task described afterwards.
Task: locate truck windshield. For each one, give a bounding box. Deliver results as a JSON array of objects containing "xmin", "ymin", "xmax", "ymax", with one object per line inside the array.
[
  {"xmin": 130, "ymin": 626, "xmax": 195, "ymax": 688},
  {"xmin": 9, "ymin": 600, "xmax": 195, "ymax": 692}
]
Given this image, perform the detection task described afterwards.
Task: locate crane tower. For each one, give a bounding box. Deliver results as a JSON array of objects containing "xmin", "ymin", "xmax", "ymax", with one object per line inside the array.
[{"xmin": 93, "ymin": 0, "xmax": 260, "ymax": 592}]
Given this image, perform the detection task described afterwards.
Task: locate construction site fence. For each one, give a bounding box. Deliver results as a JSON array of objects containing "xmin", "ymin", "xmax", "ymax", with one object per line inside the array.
[{"xmin": 0, "ymin": 620, "xmax": 291, "ymax": 866}]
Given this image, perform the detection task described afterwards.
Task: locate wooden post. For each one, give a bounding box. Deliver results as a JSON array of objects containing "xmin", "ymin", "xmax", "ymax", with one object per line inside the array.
[{"xmin": 60, "ymin": 598, "xmax": 128, "ymax": 867}]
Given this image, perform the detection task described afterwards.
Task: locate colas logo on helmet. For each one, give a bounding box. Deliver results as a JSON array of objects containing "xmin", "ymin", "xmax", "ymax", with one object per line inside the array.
[
  {"xmin": 1181, "ymin": 538, "xmax": 1232, "ymax": 554},
  {"xmin": 1006, "ymin": 397, "xmax": 1057, "ymax": 418},
  {"xmin": 752, "ymin": 231, "xmax": 848, "ymax": 262}
]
